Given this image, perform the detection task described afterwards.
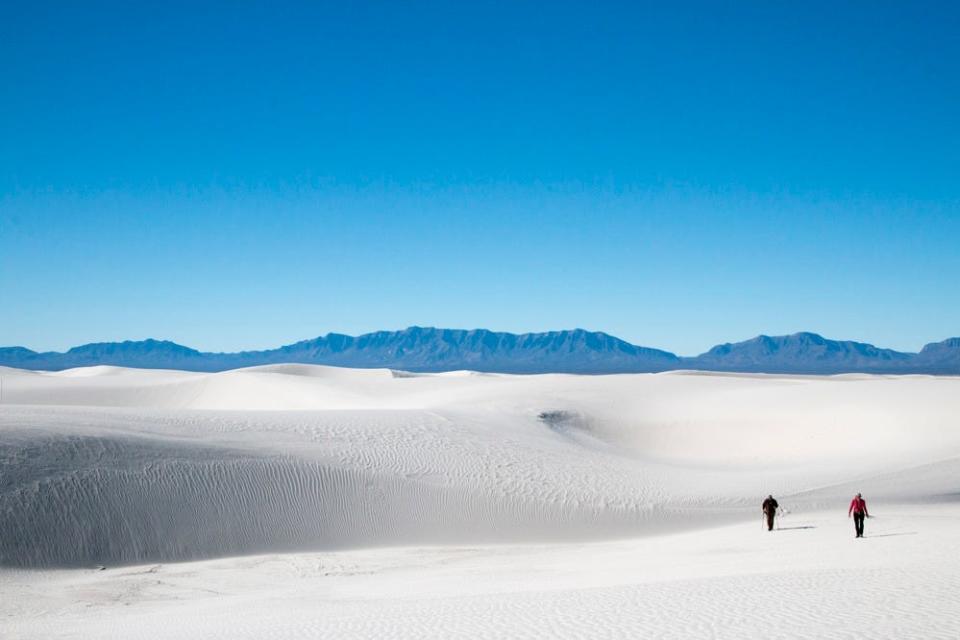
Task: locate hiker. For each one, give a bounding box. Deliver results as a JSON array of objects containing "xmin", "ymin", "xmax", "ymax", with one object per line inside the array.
[
  {"xmin": 848, "ymin": 492, "xmax": 870, "ymax": 538},
  {"xmin": 762, "ymin": 495, "xmax": 779, "ymax": 531}
]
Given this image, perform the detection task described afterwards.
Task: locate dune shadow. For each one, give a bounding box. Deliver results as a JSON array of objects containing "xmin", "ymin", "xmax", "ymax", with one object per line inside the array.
[
  {"xmin": 864, "ymin": 532, "xmax": 918, "ymax": 539},
  {"xmin": 776, "ymin": 526, "xmax": 816, "ymax": 531}
]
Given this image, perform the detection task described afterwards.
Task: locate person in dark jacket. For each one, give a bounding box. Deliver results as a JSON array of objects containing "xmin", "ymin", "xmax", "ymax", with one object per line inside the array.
[
  {"xmin": 848, "ymin": 493, "xmax": 870, "ymax": 538},
  {"xmin": 762, "ymin": 495, "xmax": 779, "ymax": 531}
]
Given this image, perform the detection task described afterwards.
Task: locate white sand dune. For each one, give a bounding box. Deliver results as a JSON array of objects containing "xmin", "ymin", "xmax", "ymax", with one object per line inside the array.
[{"xmin": 1, "ymin": 365, "xmax": 959, "ymax": 638}]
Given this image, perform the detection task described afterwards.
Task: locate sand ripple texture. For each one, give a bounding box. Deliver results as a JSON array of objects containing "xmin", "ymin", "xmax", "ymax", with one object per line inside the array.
[
  {"xmin": 4, "ymin": 506, "xmax": 960, "ymax": 639},
  {"xmin": 2, "ymin": 365, "xmax": 960, "ymax": 567}
]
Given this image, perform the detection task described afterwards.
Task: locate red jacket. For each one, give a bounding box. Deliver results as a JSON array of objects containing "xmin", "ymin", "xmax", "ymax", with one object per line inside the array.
[{"xmin": 848, "ymin": 496, "xmax": 869, "ymax": 516}]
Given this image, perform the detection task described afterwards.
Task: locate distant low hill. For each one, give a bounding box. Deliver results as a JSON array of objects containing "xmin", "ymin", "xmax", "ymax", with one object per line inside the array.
[{"xmin": 1, "ymin": 327, "xmax": 958, "ymax": 375}]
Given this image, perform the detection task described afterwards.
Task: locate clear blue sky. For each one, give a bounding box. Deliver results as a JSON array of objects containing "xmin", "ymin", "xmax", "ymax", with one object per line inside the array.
[{"xmin": 2, "ymin": 1, "xmax": 958, "ymax": 356}]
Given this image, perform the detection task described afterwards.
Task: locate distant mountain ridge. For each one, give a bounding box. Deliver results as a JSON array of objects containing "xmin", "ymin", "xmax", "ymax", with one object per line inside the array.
[
  {"xmin": 691, "ymin": 332, "xmax": 914, "ymax": 373},
  {"xmin": 1, "ymin": 327, "xmax": 958, "ymax": 375}
]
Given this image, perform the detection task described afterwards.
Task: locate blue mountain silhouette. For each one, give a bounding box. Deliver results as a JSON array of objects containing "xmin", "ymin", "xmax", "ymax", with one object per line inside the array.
[{"xmin": 2, "ymin": 328, "xmax": 958, "ymax": 374}]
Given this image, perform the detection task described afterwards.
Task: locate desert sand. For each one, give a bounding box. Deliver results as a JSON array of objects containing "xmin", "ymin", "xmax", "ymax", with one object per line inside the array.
[{"xmin": 1, "ymin": 365, "xmax": 959, "ymax": 638}]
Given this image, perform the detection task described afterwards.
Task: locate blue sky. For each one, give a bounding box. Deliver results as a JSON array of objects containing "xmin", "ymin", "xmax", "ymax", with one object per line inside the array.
[{"xmin": 1, "ymin": 1, "xmax": 958, "ymax": 355}]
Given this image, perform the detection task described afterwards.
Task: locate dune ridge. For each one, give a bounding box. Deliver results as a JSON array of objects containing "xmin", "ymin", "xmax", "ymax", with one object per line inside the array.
[{"xmin": 1, "ymin": 365, "xmax": 959, "ymax": 568}]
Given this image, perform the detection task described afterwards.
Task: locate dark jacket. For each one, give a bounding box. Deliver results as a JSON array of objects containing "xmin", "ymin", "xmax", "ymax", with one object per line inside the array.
[{"xmin": 762, "ymin": 497, "xmax": 779, "ymax": 514}]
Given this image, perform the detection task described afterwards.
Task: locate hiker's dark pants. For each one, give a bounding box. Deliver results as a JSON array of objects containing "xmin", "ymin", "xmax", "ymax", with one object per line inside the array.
[
  {"xmin": 765, "ymin": 511, "xmax": 775, "ymax": 531},
  {"xmin": 853, "ymin": 512, "xmax": 865, "ymax": 537}
]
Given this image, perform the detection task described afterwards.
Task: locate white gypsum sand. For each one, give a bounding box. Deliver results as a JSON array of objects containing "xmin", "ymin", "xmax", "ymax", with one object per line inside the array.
[{"xmin": 1, "ymin": 365, "xmax": 959, "ymax": 638}]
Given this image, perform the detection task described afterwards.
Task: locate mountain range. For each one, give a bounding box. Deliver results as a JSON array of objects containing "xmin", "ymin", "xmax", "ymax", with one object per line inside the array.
[{"xmin": 1, "ymin": 327, "xmax": 958, "ymax": 375}]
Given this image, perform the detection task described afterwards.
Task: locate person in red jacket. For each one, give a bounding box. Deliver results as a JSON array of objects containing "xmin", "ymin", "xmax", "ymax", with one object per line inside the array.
[{"xmin": 848, "ymin": 493, "xmax": 870, "ymax": 538}]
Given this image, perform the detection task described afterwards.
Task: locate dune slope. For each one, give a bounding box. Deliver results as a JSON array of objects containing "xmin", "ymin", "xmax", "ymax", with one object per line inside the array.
[{"xmin": 1, "ymin": 366, "xmax": 959, "ymax": 568}]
